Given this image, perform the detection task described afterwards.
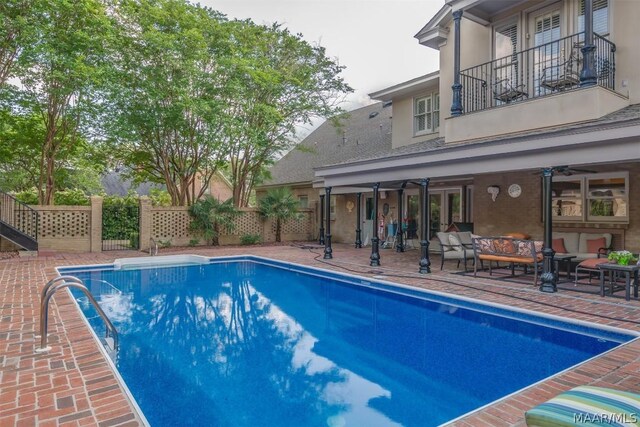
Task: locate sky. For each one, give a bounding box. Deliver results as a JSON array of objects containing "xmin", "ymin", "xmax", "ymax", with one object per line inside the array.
[{"xmin": 203, "ymin": 0, "xmax": 443, "ymax": 112}]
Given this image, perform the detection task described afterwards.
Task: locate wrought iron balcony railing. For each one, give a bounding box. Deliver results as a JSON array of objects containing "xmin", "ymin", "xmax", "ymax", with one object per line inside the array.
[{"xmin": 459, "ymin": 32, "xmax": 616, "ymax": 114}]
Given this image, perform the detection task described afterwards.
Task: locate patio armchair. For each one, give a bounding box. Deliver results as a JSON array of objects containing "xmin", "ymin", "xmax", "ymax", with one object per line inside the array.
[
  {"xmin": 436, "ymin": 231, "xmax": 474, "ymax": 272},
  {"xmin": 492, "ymin": 77, "xmax": 528, "ymax": 104},
  {"xmin": 540, "ymin": 43, "xmax": 582, "ymax": 92}
]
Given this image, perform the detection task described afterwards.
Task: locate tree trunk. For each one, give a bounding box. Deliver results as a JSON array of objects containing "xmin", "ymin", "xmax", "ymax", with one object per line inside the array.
[{"xmin": 276, "ymin": 219, "xmax": 281, "ymax": 243}]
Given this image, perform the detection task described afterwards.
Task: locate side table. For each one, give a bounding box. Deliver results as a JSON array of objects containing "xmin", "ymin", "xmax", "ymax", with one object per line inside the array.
[
  {"xmin": 554, "ymin": 255, "xmax": 576, "ymax": 281},
  {"xmin": 597, "ymin": 263, "xmax": 640, "ymax": 301}
]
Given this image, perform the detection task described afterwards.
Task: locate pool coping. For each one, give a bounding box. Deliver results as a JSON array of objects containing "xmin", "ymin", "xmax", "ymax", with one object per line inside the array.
[{"xmin": 57, "ymin": 253, "xmax": 640, "ymax": 426}]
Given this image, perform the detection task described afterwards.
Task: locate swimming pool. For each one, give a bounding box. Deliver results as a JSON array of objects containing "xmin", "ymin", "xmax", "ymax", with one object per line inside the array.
[{"xmin": 60, "ymin": 255, "xmax": 637, "ymax": 426}]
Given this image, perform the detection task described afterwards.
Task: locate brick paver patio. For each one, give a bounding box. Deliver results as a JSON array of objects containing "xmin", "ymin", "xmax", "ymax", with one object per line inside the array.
[{"xmin": 2, "ymin": 243, "xmax": 640, "ymax": 426}]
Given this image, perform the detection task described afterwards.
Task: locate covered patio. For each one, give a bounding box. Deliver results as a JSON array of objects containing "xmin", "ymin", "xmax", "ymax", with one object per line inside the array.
[{"xmin": 312, "ymin": 105, "xmax": 640, "ymax": 295}]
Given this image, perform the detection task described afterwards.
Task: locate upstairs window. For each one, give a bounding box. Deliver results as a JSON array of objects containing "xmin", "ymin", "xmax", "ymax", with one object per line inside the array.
[
  {"xmin": 298, "ymin": 195, "xmax": 308, "ymax": 209},
  {"xmin": 414, "ymin": 93, "xmax": 439, "ymax": 135},
  {"xmin": 578, "ymin": 0, "xmax": 609, "ymax": 36}
]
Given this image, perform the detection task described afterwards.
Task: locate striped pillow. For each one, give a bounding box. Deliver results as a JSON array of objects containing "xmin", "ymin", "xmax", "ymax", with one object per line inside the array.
[{"xmin": 525, "ymin": 386, "xmax": 640, "ymax": 426}]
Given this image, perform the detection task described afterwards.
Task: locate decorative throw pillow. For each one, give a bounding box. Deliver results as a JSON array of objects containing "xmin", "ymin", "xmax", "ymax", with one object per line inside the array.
[
  {"xmin": 586, "ymin": 237, "xmax": 606, "ymax": 254},
  {"xmin": 449, "ymin": 234, "xmax": 463, "ymax": 251},
  {"xmin": 552, "ymin": 238, "xmax": 567, "ymax": 254}
]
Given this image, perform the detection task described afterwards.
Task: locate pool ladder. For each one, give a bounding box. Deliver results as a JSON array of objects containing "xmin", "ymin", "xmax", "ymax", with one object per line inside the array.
[
  {"xmin": 149, "ymin": 237, "xmax": 158, "ymax": 256},
  {"xmin": 36, "ymin": 276, "xmax": 119, "ymax": 353}
]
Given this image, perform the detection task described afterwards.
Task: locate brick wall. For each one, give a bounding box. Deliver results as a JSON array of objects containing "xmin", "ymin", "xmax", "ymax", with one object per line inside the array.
[{"xmin": 473, "ymin": 162, "xmax": 640, "ymax": 253}]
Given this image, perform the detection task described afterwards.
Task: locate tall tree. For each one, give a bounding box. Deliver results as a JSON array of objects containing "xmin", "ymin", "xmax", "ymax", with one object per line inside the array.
[
  {"xmin": 106, "ymin": 0, "xmax": 231, "ymax": 206},
  {"xmin": 0, "ymin": 0, "xmax": 38, "ymax": 85},
  {"xmin": 13, "ymin": 0, "xmax": 112, "ymax": 204},
  {"xmin": 224, "ymin": 22, "xmax": 352, "ymax": 206}
]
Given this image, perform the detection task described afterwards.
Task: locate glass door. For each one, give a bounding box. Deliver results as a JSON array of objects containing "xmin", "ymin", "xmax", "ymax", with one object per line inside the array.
[
  {"xmin": 530, "ymin": 4, "xmax": 563, "ymax": 94},
  {"xmin": 362, "ymin": 195, "xmax": 374, "ymax": 245}
]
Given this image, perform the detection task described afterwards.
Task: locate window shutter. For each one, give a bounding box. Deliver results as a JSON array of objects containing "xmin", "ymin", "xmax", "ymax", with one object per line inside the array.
[{"xmin": 578, "ymin": 0, "xmax": 609, "ymax": 35}]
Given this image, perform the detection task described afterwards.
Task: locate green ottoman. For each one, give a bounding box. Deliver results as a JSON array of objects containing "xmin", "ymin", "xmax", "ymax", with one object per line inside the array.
[{"xmin": 525, "ymin": 386, "xmax": 640, "ymax": 426}]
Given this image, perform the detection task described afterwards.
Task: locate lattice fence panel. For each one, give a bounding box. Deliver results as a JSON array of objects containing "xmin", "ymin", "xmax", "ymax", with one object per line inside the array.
[
  {"xmin": 152, "ymin": 210, "xmax": 192, "ymax": 239},
  {"xmin": 38, "ymin": 210, "xmax": 89, "ymax": 238},
  {"xmin": 224, "ymin": 211, "xmax": 262, "ymax": 236},
  {"xmin": 274, "ymin": 211, "xmax": 312, "ymax": 235}
]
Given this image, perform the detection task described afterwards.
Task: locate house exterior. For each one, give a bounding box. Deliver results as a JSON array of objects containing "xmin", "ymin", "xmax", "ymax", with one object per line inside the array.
[
  {"xmin": 312, "ymin": 0, "xmax": 639, "ymax": 268},
  {"xmin": 257, "ymin": 101, "xmax": 393, "ymax": 242}
]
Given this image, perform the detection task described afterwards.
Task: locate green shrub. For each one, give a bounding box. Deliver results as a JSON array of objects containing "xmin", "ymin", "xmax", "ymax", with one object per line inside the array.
[
  {"xmin": 188, "ymin": 238, "xmax": 200, "ymax": 247},
  {"xmin": 13, "ymin": 188, "xmax": 90, "ymax": 205},
  {"xmin": 158, "ymin": 239, "xmax": 172, "ymax": 248},
  {"xmin": 102, "ymin": 193, "xmax": 139, "ymax": 240},
  {"xmin": 240, "ymin": 234, "xmax": 261, "ymax": 245},
  {"xmin": 129, "ymin": 232, "xmax": 140, "ymax": 249},
  {"xmin": 149, "ymin": 189, "xmax": 172, "ymax": 207},
  {"xmin": 188, "ymin": 196, "xmax": 239, "ymax": 246}
]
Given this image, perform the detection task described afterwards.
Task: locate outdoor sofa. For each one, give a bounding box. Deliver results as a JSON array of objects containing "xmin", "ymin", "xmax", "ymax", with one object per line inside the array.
[{"xmin": 472, "ymin": 236, "xmax": 543, "ymax": 285}]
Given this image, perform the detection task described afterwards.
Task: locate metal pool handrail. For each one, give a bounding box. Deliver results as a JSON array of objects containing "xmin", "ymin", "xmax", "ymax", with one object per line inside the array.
[
  {"xmin": 149, "ymin": 237, "xmax": 158, "ymax": 256},
  {"xmin": 37, "ymin": 276, "xmax": 119, "ymax": 353}
]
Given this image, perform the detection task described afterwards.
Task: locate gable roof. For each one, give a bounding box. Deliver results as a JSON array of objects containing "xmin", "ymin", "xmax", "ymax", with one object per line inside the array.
[{"xmin": 261, "ymin": 102, "xmax": 393, "ymax": 187}]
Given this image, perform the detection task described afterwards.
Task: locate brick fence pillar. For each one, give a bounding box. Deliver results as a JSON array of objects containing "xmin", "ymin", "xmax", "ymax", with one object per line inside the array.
[
  {"xmin": 90, "ymin": 196, "xmax": 103, "ymax": 253},
  {"xmin": 139, "ymin": 196, "xmax": 152, "ymax": 252}
]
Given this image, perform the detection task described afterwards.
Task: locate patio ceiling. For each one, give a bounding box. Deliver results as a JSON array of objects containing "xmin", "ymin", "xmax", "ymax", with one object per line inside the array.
[{"xmin": 314, "ymin": 122, "xmax": 640, "ymax": 189}]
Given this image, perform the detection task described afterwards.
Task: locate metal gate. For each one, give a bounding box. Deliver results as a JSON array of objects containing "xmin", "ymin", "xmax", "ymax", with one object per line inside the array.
[{"xmin": 102, "ymin": 203, "xmax": 139, "ymax": 251}]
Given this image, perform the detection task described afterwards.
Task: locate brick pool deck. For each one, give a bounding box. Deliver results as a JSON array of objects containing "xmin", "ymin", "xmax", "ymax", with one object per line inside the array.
[{"xmin": 2, "ymin": 243, "xmax": 640, "ymax": 426}]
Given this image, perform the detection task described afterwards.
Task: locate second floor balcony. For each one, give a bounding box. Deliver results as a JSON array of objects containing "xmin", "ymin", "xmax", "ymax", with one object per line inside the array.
[{"xmin": 459, "ymin": 32, "xmax": 616, "ymax": 114}]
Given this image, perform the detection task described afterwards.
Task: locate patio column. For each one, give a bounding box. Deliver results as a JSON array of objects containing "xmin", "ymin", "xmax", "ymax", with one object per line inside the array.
[
  {"xmin": 540, "ymin": 168, "xmax": 557, "ymax": 292},
  {"xmin": 318, "ymin": 194, "xmax": 325, "ymax": 245},
  {"xmin": 370, "ymin": 183, "xmax": 381, "ymax": 266},
  {"xmin": 355, "ymin": 192, "xmax": 363, "ymax": 248},
  {"xmin": 323, "ymin": 187, "xmax": 332, "ymax": 259},
  {"xmin": 396, "ymin": 184, "xmax": 405, "ymax": 253},
  {"xmin": 580, "ymin": 0, "xmax": 597, "ymax": 87},
  {"xmin": 450, "ymin": 9, "xmax": 463, "ymax": 117},
  {"xmin": 419, "ymin": 178, "xmax": 431, "ymax": 274}
]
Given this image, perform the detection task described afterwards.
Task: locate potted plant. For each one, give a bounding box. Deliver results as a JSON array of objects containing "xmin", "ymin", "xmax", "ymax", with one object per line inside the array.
[{"xmin": 607, "ymin": 250, "xmax": 638, "ymax": 266}]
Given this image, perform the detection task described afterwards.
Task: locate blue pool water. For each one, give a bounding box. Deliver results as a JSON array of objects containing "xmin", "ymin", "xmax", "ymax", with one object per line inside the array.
[{"xmin": 62, "ymin": 257, "xmax": 635, "ymax": 426}]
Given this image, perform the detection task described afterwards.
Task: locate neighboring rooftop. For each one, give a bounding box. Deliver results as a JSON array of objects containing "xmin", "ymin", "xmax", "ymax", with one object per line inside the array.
[
  {"xmin": 101, "ymin": 171, "xmax": 163, "ymax": 196},
  {"xmin": 262, "ymin": 102, "xmax": 393, "ymax": 187}
]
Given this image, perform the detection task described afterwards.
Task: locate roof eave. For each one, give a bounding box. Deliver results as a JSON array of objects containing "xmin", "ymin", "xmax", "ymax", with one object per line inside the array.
[{"xmin": 369, "ymin": 71, "xmax": 440, "ymax": 101}]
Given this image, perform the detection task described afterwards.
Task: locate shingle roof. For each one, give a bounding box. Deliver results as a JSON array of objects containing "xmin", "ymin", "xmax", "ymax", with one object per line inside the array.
[
  {"xmin": 324, "ymin": 103, "xmax": 640, "ymax": 167},
  {"xmin": 263, "ymin": 102, "xmax": 393, "ymax": 186}
]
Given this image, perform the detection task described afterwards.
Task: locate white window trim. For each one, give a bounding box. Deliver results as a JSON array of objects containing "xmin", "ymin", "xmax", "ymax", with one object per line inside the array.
[
  {"xmin": 552, "ymin": 171, "xmax": 628, "ymax": 223},
  {"xmin": 413, "ymin": 92, "xmax": 440, "ymax": 136}
]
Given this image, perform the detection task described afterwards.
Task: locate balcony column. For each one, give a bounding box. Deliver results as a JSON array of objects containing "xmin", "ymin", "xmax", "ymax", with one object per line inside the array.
[
  {"xmin": 419, "ymin": 178, "xmax": 431, "ymax": 274},
  {"xmin": 450, "ymin": 9, "xmax": 464, "ymax": 117},
  {"xmin": 355, "ymin": 192, "xmax": 362, "ymax": 248},
  {"xmin": 540, "ymin": 168, "xmax": 557, "ymax": 293},
  {"xmin": 318, "ymin": 194, "xmax": 325, "ymax": 245},
  {"xmin": 370, "ymin": 183, "xmax": 381, "ymax": 266},
  {"xmin": 580, "ymin": 0, "xmax": 597, "ymax": 87},
  {"xmin": 396, "ymin": 183, "xmax": 406, "ymax": 253},
  {"xmin": 323, "ymin": 188, "xmax": 332, "ymax": 259}
]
